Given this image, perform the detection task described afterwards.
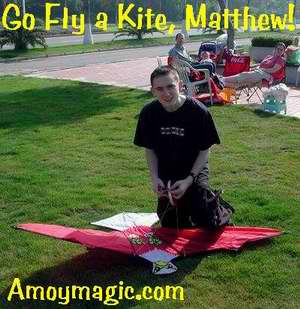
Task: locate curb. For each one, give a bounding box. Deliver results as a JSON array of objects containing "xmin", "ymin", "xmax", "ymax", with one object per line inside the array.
[
  {"xmin": 0, "ymin": 35, "xmax": 252, "ymax": 64},
  {"xmin": 0, "ymin": 44, "xmax": 168, "ymax": 63},
  {"xmin": 0, "ymin": 41, "xmax": 192, "ymax": 63}
]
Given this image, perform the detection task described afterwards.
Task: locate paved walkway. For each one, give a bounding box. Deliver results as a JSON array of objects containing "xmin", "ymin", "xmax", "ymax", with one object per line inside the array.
[
  {"xmin": 27, "ymin": 56, "xmax": 300, "ymax": 118},
  {"xmin": 27, "ymin": 57, "xmax": 159, "ymax": 91}
]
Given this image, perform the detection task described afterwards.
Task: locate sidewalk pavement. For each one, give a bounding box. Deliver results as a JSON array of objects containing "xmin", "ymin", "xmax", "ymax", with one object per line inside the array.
[{"xmin": 26, "ymin": 56, "xmax": 300, "ymax": 118}]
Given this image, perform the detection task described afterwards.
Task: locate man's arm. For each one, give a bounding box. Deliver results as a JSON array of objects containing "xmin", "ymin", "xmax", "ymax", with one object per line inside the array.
[
  {"xmin": 171, "ymin": 149, "xmax": 209, "ymax": 200},
  {"xmin": 190, "ymin": 148, "xmax": 209, "ymax": 179},
  {"xmin": 260, "ymin": 63, "xmax": 281, "ymax": 74},
  {"xmin": 145, "ymin": 148, "xmax": 165, "ymax": 196}
]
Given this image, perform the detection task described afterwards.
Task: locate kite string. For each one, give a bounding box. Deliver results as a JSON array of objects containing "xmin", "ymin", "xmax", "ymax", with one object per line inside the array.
[
  {"xmin": 120, "ymin": 213, "xmax": 139, "ymax": 257},
  {"xmin": 127, "ymin": 193, "xmax": 174, "ymax": 256},
  {"xmin": 174, "ymin": 191, "xmax": 187, "ymax": 257},
  {"xmin": 127, "ymin": 182, "xmax": 186, "ymax": 257},
  {"xmin": 153, "ymin": 182, "xmax": 187, "ymax": 257}
]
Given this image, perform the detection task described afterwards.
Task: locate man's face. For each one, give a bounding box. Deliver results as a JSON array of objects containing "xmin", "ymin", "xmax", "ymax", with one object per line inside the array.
[
  {"xmin": 176, "ymin": 34, "xmax": 185, "ymax": 45},
  {"xmin": 274, "ymin": 45, "xmax": 285, "ymax": 56},
  {"xmin": 151, "ymin": 73, "xmax": 181, "ymax": 107}
]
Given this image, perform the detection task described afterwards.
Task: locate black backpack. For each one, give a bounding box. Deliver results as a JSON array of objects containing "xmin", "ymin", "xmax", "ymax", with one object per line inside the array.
[{"xmin": 190, "ymin": 187, "xmax": 235, "ymax": 229}]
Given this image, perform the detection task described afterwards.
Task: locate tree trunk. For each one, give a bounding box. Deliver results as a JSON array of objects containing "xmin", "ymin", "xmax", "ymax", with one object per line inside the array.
[
  {"xmin": 15, "ymin": 29, "xmax": 27, "ymax": 51},
  {"xmin": 137, "ymin": 30, "xmax": 143, "ymax": 40},
  {"xmin": 217, "ymin": 0, "xmax": 234, "ymax": 49},
  {"xmin": 83, "ymin": 0, "xmax": 94, "ymax": 45},
  {"xmin": 181, "ymin": 0, "xmax": 189, "ymax": 39},
  {"xmin": 115, "ymin": 0, "xmax": 120, "ymax": 25}
]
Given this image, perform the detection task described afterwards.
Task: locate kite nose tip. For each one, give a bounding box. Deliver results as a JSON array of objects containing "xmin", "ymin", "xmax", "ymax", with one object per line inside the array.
[{"xmin": 152, "ymin": 261, "xmax": 178, "ymax": 275}]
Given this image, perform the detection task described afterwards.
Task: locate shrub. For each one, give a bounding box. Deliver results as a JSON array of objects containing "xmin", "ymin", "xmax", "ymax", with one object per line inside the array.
[
  {"xmin": 113, "ymin": 23, "xmax": 163, "ymax": 41},
  {"xmin": 251, "ymin": 36, "xmax": 297, "ymax": 47},
  {"xmin": 0, "ymin": 19, "xmax": 47, "ymax": 51}
]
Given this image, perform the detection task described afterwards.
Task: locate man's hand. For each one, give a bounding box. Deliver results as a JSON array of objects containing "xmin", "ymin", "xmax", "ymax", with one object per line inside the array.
[
  {"xmin": 152, "ymin": 178, "xmax": 166, "ymax": 197},
  {"xmin": 170, "ymin": 177, "xmax": 193, "ymax": 200}
]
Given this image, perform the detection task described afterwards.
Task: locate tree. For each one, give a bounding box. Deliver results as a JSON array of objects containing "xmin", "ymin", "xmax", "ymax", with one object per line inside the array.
[
  {"xmin": 181, "ymin": 0, "xmax": 189, "ymax": 39},
  {"xmin": 216, "ymin": 0, "xmax": 235, "ymax": 49},
  {"xmin": 0, "ymin": 27, "xmax": 47, "ymax": 51},
  {"xmin": 82, "ymin": 0, "xmax": 93, "ymax": 45},
  {"xmin": 115, "ymin": 0, "xmax": 120, "ymax": 25},
  {"xmin": 113, "ymin": 22, "xmax": 163, "ymax": 40}
]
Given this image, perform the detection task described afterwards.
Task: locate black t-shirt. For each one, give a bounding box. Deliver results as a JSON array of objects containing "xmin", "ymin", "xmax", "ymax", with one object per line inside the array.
[{"xmin": 134, "ymin": 97, "xmax": 220, "ymax": 182}]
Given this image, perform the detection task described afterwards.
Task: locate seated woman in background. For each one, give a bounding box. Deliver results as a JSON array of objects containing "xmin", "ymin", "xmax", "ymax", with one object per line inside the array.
[{"xmin": 223, "ymin": 42, "xmax": 286, "ymax": 88}]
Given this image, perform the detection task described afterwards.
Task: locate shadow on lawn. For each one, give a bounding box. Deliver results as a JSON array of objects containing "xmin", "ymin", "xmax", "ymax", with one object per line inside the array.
[
  {"xmin": 0, "ymin": 82, "xmax": 151, "ymax": 131},
  {"xmin": 0, "ymin": 238, "xmax": 278, "ymax": 309},
  {"xmin": 1, "ymin": 249, "xmax": 202, "ymax": 309},
  {"xmin": 254, "ymin": 109, "xmax": 284, "ymax": 118}
]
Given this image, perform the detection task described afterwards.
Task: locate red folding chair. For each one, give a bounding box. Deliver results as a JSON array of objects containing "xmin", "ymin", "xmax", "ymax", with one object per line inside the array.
[
  {"xmin": 223, "ymin": 55, "xmax": 254, "ymax": 103},
  {"xmin": 223, "ymin": 55, "xmax": 251, "ymax": 77},
  {"xmin": 224, "ymin": 54, "xmax": 286, "ymax": 104}
]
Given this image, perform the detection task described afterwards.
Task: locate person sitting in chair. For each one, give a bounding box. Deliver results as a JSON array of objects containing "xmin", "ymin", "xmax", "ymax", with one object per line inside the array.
[
  {"xmin": 199, "ymin": 51, "xmax": 216, "ymax": 74},
  {"xmin": 223, "ymin": 42, "xmax": 286, "ymax": 88},
  {"xmin": 169, "ymin": 33, "xmax": 216, "ymax": 76}
]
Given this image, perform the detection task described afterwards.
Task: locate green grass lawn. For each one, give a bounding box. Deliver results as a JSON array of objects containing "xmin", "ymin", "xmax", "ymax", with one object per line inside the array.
[
  {"xmin": 0, "ymin": 31, "xmax": 294, "ymax": 60},
  {"xmin": 0, "ymin": 76, "xmax": 299, "ymax": 308}
]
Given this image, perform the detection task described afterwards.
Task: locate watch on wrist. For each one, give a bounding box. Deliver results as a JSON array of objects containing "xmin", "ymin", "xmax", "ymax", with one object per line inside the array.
[{"xmin": 188, "ymin": 172, "xmax": 197, "ymax": 183}]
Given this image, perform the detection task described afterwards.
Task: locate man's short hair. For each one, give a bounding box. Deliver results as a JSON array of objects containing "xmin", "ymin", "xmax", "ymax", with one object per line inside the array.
[
  {"xmin": 150, "ymin": 66, "xmax": 180, "ymax": 86},
  {"xmin": 275, "ymin": 42, "xmax": 286, "ymax": 50},
  {"xmin": 175, "ymin": 33, "xmax": 184, "ymax": 40}
]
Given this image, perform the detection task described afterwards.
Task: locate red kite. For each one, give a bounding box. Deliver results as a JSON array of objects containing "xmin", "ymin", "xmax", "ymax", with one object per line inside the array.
[{"xmin": 17, "ymin": 220, "xmax": 281, "ymax": 275}]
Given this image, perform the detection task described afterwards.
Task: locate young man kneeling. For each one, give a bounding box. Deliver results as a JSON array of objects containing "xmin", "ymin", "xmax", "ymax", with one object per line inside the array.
[{"xmin": 134, "ymin": 66, "xmax": 224, "ymax": 228}]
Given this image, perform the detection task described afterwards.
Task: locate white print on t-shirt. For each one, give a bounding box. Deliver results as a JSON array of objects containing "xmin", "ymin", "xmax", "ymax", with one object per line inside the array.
[{"xmin": 160, "ymin": 127, "xmax": 185, "ymax": 137}]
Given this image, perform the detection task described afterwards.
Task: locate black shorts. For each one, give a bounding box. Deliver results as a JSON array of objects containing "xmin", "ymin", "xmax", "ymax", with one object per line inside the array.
[
  {"xmin": 157, "ymin": 184, "xmax": 209, "ymax": 228},
  {"xmin": 157, "ymin": 183, "xmax": 234, "ymax": 229}
]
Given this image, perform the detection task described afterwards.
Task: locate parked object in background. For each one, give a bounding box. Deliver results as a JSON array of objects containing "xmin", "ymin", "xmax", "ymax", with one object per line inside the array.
[
  {"xmin": 215, "ymin": 33, "xmax": 236, "ymax": 55},
  {"xmin": 286, "ymin": 46, "xmax": 300, "ymax": 65},
  {"xmin": 263, "ymin": 83, "xmax": 289, "ymax": 102},
  {"xmin": 263, "ymin": 97, "xmax": 287, "ymax": 114},
  {"xmin": 262, "ymin": 84, "xmax": 288, "ymax": 114}
]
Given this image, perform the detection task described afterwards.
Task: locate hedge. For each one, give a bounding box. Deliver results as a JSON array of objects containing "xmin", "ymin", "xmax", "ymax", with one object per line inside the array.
[{"xmin": 251, "ymin": 36, "xmax": 297, "ymax": 47}]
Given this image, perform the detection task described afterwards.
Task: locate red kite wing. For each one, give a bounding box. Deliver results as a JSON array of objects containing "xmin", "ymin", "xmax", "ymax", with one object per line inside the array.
[
  {"xmin": 17, "ymin": 223, "xmax": 282, "ymax": 275},
  {"xmin": 17, "ymin": 223, "xmax": 134, "ymax": 255},
  {"xmin": 17, "ymin": 224, "xmax": 281, "ymax": 256},
  {"xmin": 152, "ymin": 226, "xmax": 282, "ymax": 255}
]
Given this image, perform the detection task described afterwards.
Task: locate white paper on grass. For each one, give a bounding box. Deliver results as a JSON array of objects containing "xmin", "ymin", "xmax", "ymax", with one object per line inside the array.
[
  {"xmin": 91, "ymin": 212, "xmax": 159, "ymax": 231},
  {"xmin": 139, "ymin": 249, "xmax": 178, "ymax": 275},
  {"xmin": 139, "ymin": 249, "xmax": 177, "ymax": 263}
]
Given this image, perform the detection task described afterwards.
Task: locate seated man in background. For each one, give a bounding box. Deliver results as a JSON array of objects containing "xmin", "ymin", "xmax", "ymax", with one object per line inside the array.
[
  {"xmin": 223, "ymin": 42, "xmax": 286, "ymax": 87},
  {"xmin": 169, "ymin": 33, "xmax": 215, "ymax": 75}
]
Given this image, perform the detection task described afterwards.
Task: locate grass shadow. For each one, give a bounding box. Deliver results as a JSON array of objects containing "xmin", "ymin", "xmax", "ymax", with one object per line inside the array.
[
  {"xmin": 0, "ymin": 78, "xmax": 149, "ymax": 131},
  {"xmin": 226, "ymin": 238, "xmax": 277, "ymax": 257},
  {"xmin": 1, "ymin": 248, "xmax": 202, "ymax": 308},
  {"xmin": 253, "ymin": 108, "xmax": 285, "ymax": 118}
]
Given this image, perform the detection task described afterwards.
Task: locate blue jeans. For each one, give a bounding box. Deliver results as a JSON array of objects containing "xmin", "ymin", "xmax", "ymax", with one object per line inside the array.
[{"xmin": 191, "ymin": 62, "xmax": 216, "ymax": 75}]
